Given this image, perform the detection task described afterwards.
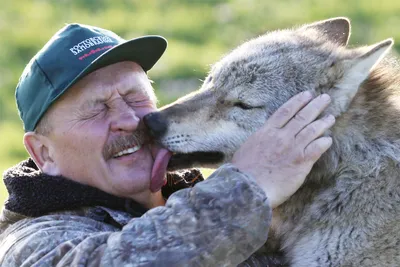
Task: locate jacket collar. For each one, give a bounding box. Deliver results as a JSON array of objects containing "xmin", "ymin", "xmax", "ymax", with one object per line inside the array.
[{"xmin": 3, "ymin": 158, "xmax": 203, "ymax": 217}]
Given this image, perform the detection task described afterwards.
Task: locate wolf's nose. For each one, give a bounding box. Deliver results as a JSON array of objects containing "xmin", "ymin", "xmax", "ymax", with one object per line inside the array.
[{"xmin": 143, "ymin": 112, "xmax": 168, "ymax": 138}]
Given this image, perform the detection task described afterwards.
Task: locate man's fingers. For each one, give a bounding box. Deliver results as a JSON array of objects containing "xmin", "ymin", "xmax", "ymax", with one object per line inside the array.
[
  {"xmin": 295, "ymin": 114, "xmax": 335, "ymax": 146},
  {"xmin": 304, "ymin": 136, "xmax": 333, "ymax": 162},
  {"xmin": 268, "ymin": 91, "xmax": 314, "ymax": 128},
  {"xmin": 284, "ymin": 94, "xmax": 331, "ymax": 134}
]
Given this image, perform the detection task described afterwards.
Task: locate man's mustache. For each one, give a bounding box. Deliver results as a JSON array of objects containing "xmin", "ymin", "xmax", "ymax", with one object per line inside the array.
[{"xmin": 103, "ymin": 127, "xmax": 151, "ymax": 159}]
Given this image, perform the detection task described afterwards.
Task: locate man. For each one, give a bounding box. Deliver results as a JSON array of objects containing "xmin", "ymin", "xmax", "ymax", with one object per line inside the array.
[{"xmin": 0, "ymin": 24, "xmax": 334, "ymax": 266}]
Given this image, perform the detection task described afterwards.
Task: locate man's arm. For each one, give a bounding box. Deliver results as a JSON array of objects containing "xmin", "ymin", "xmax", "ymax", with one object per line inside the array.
[{"xmin": 0, "ymin": 164, "xmax": 271, "ymax": 267}]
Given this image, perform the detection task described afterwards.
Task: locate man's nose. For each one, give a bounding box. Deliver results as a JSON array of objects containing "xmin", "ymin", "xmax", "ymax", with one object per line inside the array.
[
  {"xmin": 110, "ymin": 110, "xmax": 140, "ymax": 133},
  {"xmin": 143, "ymin": 112, "xmax": 167, "ymax": 138}
]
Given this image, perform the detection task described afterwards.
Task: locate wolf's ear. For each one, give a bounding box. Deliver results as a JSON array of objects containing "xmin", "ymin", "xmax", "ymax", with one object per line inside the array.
[
  {"xmin": 330, "ymin": 39, "xmax": 393, "ymax": 114},
  {"xmin": 302, "ymin": 17, "xmax": 351, "ymax": 46}
]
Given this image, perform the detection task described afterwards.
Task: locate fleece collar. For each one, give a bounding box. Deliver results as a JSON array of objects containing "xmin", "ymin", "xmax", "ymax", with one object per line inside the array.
[{"xmin": 2, "ymin": 158, "xmax": 203, "ymax": 217}]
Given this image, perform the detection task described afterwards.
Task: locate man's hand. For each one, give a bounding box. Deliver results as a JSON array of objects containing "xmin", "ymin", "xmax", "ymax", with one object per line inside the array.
[{"xmin": 231, "ymin": 91, "xmax": 334, "ymax": 208}]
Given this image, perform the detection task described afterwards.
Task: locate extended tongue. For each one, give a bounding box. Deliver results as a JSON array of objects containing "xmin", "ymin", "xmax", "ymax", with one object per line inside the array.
[{"xmin": 150, "ymin": 148, "xmax": 172, "ymax": 192}]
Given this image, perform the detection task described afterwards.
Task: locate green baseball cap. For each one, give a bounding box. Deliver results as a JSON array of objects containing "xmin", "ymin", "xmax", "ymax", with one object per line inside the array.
[{"xmin": 16, "ymin": 23, "xmax": 167, "ymax": 132}]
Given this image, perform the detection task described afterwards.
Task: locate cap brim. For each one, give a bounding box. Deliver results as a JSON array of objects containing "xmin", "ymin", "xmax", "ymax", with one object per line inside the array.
[{"xmin": 66, "ymin": 35, "xmax": 167, "ymax": 92}]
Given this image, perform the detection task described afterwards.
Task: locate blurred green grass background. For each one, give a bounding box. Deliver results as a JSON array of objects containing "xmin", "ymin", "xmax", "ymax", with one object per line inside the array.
[{"xmin": 1, "ymin": 0, "xmax": 399, "ymax": 206}]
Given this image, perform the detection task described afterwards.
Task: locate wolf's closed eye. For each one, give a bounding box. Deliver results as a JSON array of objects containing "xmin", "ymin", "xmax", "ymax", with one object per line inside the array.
[{"xmin": 234, "ymin": 102, "xmax": 253, "ymax": 110}]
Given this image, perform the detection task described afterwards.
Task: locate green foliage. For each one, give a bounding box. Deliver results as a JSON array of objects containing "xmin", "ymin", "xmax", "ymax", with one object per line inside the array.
[{"xmin": 1, "ymin": 0, "xmax": 400, "ymax": 204}]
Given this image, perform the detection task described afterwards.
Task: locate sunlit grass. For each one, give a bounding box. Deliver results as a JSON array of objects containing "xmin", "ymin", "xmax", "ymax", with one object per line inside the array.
[{"xmin": 0, "ymin": 121, "xmax": 28, "ymax": 205}]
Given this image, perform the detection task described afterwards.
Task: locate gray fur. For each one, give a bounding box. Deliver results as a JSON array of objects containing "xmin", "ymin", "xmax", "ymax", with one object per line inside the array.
[{"xmin": 152, "ymin": 18, "xmax": 400, "ymax": 266}]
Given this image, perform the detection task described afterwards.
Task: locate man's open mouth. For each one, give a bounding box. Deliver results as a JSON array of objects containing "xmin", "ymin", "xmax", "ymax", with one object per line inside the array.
[
  {"xmin": 112, "ymin": 145, "xmax": 142, "ymax": 158},
  {"xmin": 167, "ymin": 151, "xmax": 224, "ymax": 170}
]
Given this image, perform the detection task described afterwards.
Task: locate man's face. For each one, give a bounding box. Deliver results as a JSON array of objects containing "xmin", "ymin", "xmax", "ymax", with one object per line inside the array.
[{"xmin": 43, "ymin": 61, "xmax": 160, "ymax": 203}]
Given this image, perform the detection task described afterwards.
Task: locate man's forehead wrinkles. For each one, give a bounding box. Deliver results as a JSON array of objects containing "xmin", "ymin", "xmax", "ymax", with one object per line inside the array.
[{"xmin": 73, "ymin": 70, "xmax": 154, "ymax": 111}]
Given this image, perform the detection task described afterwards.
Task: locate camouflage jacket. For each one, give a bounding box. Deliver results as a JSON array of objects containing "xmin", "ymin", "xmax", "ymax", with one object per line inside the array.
[{"xmin": 0, "ymin": 159, "xmax": 272, "ymax": 267}]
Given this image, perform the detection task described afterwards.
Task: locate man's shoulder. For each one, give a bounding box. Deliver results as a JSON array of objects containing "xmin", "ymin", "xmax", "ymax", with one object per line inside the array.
[
  {"xmin": 0, "ymin": 206, "xmax": 123, "ymax": 266},
  {"xmin": 0, "ymin": 206, "xmax": 123, "ymax": 235},
  {"xmin": 0, "ymin": 206, "xmax": 124, "ymax": 264},
  {"xmin": 0, "ymin": 206, "xmax": 124, "ymax": 248}
]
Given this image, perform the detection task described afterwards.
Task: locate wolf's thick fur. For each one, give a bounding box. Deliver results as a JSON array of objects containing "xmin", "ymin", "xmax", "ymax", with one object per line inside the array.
[{"xmin": 148, "ymin": 18, "xmax": 400, "ymax": 266}]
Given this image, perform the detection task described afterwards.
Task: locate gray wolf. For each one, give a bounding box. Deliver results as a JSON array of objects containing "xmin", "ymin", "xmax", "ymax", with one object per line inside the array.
[{"xmin": 144, "ymin": 18, "xmax": 400, "ymax": 266}]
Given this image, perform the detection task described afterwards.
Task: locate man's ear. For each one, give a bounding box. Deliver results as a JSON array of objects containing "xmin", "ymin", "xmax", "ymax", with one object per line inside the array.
[
  {"xmin": 301, "ymin": 17, "xmax": 351, "ymax": 46},
  {"xmin": 328, "ymin": 38, "xmax": 394, "ymax": 115},
  {"xmin": 24, "ymin": 132, "xmax": 60, "ymax": 175}
]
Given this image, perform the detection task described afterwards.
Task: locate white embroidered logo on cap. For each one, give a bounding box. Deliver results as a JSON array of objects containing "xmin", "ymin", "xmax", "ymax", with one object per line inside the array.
[{"xmin": 69, "ymin": 35, "xmax": 114, "ymax": 56}]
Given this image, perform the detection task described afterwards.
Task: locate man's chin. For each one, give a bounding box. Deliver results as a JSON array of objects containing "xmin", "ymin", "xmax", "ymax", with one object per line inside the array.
[
  {"xmin": 121, "ymin": 186, "xmax": 164, "ymax": 208},
  {"xmin": 112, "ymin": 181, "xmax": 151, "ymax": 200},
  {"xmin": 106, "ymin": 166, "xmax": 151, "ymax": 193}
]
